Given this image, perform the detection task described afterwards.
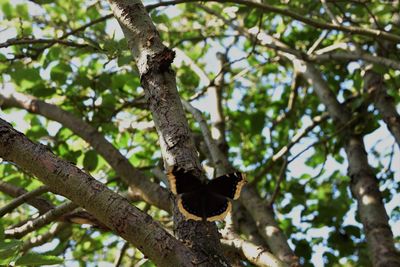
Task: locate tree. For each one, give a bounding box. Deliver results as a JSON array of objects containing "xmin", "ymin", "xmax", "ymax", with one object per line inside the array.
[{"xmin": 0, "ymin": 0, "xmax": 399, "ymax": 266}]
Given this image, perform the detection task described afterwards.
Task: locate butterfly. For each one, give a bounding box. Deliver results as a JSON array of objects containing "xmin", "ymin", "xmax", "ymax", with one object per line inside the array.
[{"xmin": 167, "ymin": 166, "xmax": 247, "ymax": 221}]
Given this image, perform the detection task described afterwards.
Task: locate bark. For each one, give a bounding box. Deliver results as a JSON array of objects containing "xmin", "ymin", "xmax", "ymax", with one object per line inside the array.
[
  {"xmin": 0, "ymin": 119, "xmax": 198, "ymax": 267},
  {"xmin": 0, "ymin": 91, "xmax": 171, "ymax": 212},
  {"xmin": 293, "ymin": 60, "xmax": 400, "ymax": 267},
  {"xmin": 232, "ymin": 204, "xmax": 268, "ymax": 248},
  {"xmin": 108, "ymin": 0, "xmax": 228, "ymax": 265}
]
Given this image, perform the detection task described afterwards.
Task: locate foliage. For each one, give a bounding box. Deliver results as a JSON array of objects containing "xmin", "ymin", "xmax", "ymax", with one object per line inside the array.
[{"xmin": 0, "ymin": 0, "xmax": 399, "ymax": 266}]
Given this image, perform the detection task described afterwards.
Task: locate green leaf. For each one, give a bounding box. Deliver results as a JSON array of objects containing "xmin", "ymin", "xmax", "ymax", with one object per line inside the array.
[
  {"xmin": 50, "ymin": 63, "xmax": 72, "ymax": 84},
  {"xmin": 294, "ymin": 239, "xmax": 312, "ymax": 261},
  {"xmin": 249, "ymin": 112, "xmax": 265, "ymax": 134},
  {"xmin": 9, "ymin": 64, "xmax": 41, "ymax": 86},
  {"xmin": 343, "ymin": 225, "xmax": 361, "ymax": 239},
  {"xmin": 371, "ymin": 65, "xmax": 386, "ymax": 75},
  {"xmin": 178, "ymin": 65, "xmax": 200, "ymax": 89},
  {"xmin": 141, "ymin": 260, "xmax": 156, "ymax": 267},
  {"xmin": 26, "ymin": 125, "xmax": 49, "ymax": 140},
  {"xmin": 1, "ymin": 1, "xmax": 14, "ymax": 19},
  {"xmin": 0, "ymin": 223, "xmax": 4, "ymax": 241},
  {"xmin": 323, "ymin": 252, "xmax": 337, "ymax": 265},
  {"xmin": 117, "ymin": 54, "xmax": 132, "ymax": 67},
  {"xmin": 0, "ymin": 239, "xmax": 23, "ymax": 264},
  {"xmin": 28, "ymin": 83, "xmax": 55, "ymax": 98},
  {"xmin": 15, "ymin": 253, "xmax": 64, "ymax": 266},
  {"xmin": 117, "ymin": 132, "xmax": 130, "ymax": 148},
  {"xmin": 83, "ymin": 150, "xmax": 98, "ymax": 172},
  {"xmin": 44, "ymin": 47, "xmax": 62, "ymax": 68},
  {"xmin": 151, "ymin": 12, "xmax": 169, "ymax": 24},
  {"xmin": 15, "ymin": 4, "xmax": 29, "ymax": 20}
]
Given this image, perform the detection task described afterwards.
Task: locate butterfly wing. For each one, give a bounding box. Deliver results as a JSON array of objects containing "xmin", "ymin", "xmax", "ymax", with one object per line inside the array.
[
  {"xmin": 177, "ymin": 191, "xmax": 203, "ymax": 221},
  {"xmin": 178, "ymin": 191, "xmax": 231, "ymax": 222},
  {"xmin": 169, "ymin": 167, "xmax": 241, "ymax": 221},
  {"xmin": 167, "ymin": 166, "xmax": 202, "ymax": 194},
  {"xmin": 206, "ymin": 172, "xmax": 246, "ymax": 200},
  {"xmin": 203, "ymin": 193, "xmax": 232, "ymax": 221}
]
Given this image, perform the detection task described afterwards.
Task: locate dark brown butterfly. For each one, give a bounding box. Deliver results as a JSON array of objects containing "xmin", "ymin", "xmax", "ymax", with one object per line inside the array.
[{"xmin": 167, "ymin": 167, "xmax": 246, "ymax": 221}]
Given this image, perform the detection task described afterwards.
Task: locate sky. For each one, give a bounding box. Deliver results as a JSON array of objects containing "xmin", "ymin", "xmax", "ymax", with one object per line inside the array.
[{"xmin": 0, "ymin": 1, "xmax": 399, "ymax": 266}]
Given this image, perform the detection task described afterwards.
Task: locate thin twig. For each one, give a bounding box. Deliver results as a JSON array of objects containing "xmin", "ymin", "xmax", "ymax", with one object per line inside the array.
[
  {"xmin": 182, "ymin": 100, "xmax": 231, "ymax": 172},
  {"xmin": 146, "ymin": 0, "xmax": 400, "ymax": 43},
  {"xmin": 0, "ymin": 38, "xmax": 94, "ymax": 49},
  {"xmin": 253, "ymin": 113, "xmax": 328, "ymax": 184},
  {"xmin": 0, "ymin": 185, "xmax": 50, "ymax": 218},
  {"xmin": 267, "ymin": 157, "xmax": 288, "ymax": 207},
  {"xmin": 0, "ymin": 181, "xmax": 54, "ymax": 214},
  {"xmin": 114, "ymin": 241, "xmax": 130, "ymax": 267},
  {"xmin": 21, "ymin": 222, "xmax": 70, "ymax": 253},
  {"xmin": 5, "ymin": 201, "xmax": 78, "ymax": 239}
]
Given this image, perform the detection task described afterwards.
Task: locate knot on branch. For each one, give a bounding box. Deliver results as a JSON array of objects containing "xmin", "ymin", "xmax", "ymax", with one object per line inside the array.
[
  {"xmin": 0, "ymin": 122, "xmax": 20, "ymax": 158},
  {"xmin": 148, "ymin": 47, "xmax": 176, "ymax": 72}
]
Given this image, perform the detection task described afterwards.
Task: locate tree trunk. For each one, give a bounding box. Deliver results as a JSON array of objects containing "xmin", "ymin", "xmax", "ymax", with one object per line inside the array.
[{"xmin": 108, "ymin": 0, "xmax": 229, "ymax": 265}]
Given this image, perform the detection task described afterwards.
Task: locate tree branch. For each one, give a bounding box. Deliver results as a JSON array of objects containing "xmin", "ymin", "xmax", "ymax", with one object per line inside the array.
[
  {"xmin": 21, "ymin": 222, "xmax": 70, "ymax": 253},
  {"xmin": 147, "ymin": 0, "xmax": 400, "ymax": 43},
  {"xmin": 0, "ymin": 118, "xmax": 198, "ymax": 266},
  {"xmin": 208, "ymin": 53, "xmax": 229, "ymax": 158},
  {"xmin": 0, "ymin": 38, "xmax": 94, "ymax": 49},
  {"xmin": 289, "ymin": 58, "xmax": 400, "ymax": 267},
  {"xmin": 254, "ymin": 113, "xmax": 328, "ymax": 184},
  {"xmin": 182, "ymin": 100, "xmax": 299, "ymax": 266},
  {"xmin": 221, "ymin": 236, "xmax": 288, "ymax": 267},
  {"xmin": 310, "ymin": 49, "xmax": 400, "ymax": 70},
  {"xmin": 0, "ymin": 185, "xmax": 50, "ymax": 218},
  {"xmin": 0, "ymin": 180, "xmax": 108, "ymax": 229},
  {"xmin": 114, "ymin": 241, "xmax": 130, "ymax": 267},
  {"xmin": 197, "ymin": 6, "xmax": 400, "ymax": 72},
  {"xmin": 0, "ymin": 90, "xmax": 171, "ymax": 212},
  {"xmin": 182, "ymin": 100, "xmax": 232, "ymax": 174},
  {"xmin": 5, "ymin": 201, "xmax": 78, "ymax": 239},
  {"xmin": 267, "ymin": 158, "xmax": 288, "ymax": 207},
  {"xmin": 0, "ymin": 180, "xmax": 54, "ymax": 214}
]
